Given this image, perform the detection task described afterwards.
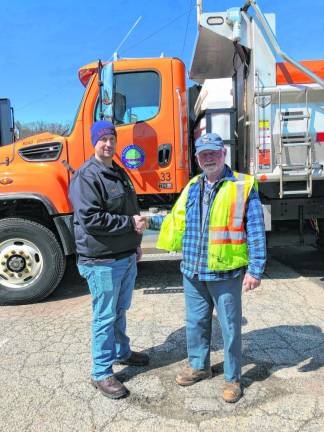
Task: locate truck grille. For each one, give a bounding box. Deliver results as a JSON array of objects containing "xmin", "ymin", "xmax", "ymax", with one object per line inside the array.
[{"xmin": 18, "ymin": 142, "xmax": 63, "ymax": 162}]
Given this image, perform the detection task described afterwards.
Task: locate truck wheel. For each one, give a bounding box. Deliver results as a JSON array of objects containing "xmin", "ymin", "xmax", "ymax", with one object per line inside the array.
[{"xmin": 0, "ymin": 218, "xmax": 66, "ymax": 305}]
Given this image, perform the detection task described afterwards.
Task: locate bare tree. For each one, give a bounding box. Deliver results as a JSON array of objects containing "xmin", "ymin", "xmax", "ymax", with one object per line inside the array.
[{"xmin": 15, "ymin": 120, "xmax": 71, "ymax": 139}]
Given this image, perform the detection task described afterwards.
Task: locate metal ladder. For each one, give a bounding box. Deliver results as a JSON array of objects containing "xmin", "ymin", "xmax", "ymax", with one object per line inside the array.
[{"xmin": 278, "ymin": 88, "xmax": 312, "ymax": 198}]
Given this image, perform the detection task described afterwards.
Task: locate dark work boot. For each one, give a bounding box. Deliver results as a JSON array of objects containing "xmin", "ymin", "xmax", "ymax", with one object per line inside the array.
[
  {"xmin": 91, "ymin": 376, "xmax": 128, "ymax": 399},
  {"xmin": 117, "ymin": 351, "xmax": 149, "ymax": 366}
]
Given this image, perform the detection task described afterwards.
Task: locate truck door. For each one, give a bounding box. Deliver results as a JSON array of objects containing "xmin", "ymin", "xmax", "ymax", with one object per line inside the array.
[
  {"xmin": 90, "ymin": 60, "xmax": 178, "ymax": 201},
  {"xmin": 114, "ymin": 69, "xmax": 165, "ymax": 196}
]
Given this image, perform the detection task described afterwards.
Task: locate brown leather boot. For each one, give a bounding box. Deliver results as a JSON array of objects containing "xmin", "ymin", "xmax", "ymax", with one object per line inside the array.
[
  {"xmin": 175, "ymin": 366, "xmax": 212, "ymax": 386},
  {"xmin": 223, "ymin": 381, "xmax": 242, "ymax": 403},
  {"xmin": 117, "ymin": 351, "xmax": 149, "ymax": 366},
  {"xmin": 91, "ymin": 376, "xmax": 128, "ymax": 399}
]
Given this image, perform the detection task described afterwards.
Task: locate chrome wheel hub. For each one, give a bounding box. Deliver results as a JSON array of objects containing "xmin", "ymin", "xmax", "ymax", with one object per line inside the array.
[{"xmin": 0, "ymin": 239, "xmax": 43, "ymax": 289}]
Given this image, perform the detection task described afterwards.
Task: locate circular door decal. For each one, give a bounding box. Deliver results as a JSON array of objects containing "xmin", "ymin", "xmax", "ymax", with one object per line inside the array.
[{"xmin": 121, "ymin": 144, "xmax": 145, "ymax": 169}]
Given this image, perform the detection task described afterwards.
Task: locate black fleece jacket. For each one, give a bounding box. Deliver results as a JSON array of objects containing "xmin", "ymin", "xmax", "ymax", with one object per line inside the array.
[{"xmin": 69, "ymin": 156, "xmax": 142, "ymax": 259}]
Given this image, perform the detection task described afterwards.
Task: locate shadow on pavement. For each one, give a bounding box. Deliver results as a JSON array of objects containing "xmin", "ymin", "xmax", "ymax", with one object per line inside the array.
[
  {"xmin": 47, "ymin": 256, "xmax": 323, "ymax": 389},
  {"xmin": 117, "ymin": 326, "xmax": 187, "ymax": 383},
  {"xmin": 136, "ymin": 260, "xmax": 182, "ymax": 289},
  {"xmin": 45, "ymin": 256, "xmax": 89, "ymax": 302},
  {"xmin": 269, "ymin": 246, "xmax": 324, "ymax": 279},
  {"xmin": 241, "ymin": 324, "xmax": 323, "ymax": 388},
  {"xmin": 47, "ymin": 258, "xmax": 182, "ymax": 302},
  {"xmin": 118, "ymin": 322, "xmax": 323, "ymax": 387},
  {"xmin": 47, "ymin": 246, "xmax": 324, "ymax": 303}
]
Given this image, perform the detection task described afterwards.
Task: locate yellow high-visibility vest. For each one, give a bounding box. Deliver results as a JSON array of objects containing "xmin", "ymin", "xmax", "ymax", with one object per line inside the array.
[{"xmin": 156, "ymin": 172, "xmax": 256, "ymax": 271}]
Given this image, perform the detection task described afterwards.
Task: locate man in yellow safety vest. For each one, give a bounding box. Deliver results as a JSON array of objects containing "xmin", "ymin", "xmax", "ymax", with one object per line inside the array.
[{"xmin": 156, "ymin": 132, "xmax": 266, "ymax": 403}]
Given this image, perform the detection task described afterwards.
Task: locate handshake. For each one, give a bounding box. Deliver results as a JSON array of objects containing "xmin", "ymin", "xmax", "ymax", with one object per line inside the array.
[
  {"xmin": 133, "ymin": 214, "xmax": 164, "ymax": 234},
  {"xmin": 133, "ymin": 215, "xmax": 148, "ymax": 234}
]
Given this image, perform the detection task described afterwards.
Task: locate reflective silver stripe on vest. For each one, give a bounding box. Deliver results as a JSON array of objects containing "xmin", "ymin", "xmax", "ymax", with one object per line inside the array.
[
  {"xmin": 210, "ymin": 230, "xmax": 246, "ymax": 242},
  {"xmin": 233, "ymin": 173, "xmax": 246, "ymax": 228}
]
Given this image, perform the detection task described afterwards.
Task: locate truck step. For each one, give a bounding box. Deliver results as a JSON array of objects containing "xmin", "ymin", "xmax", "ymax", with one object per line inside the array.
[
  {"xmin": 282, "ymin": 171, "xmax": 310, "ymax": 177},
  {"xmin": 282, "ymin": 142, "xmax": 310, "ymax": 147},
  {"xmin": 280, "ymin": 114, "xmax": 309, "ymax": 121},
  {"xmin": 282, "ymin": 164, "xmax": 307, "ymax": 170},
  {"xmin": 141, "ymin": 252, "xmax": 182, "ymax": 261},
  {"xmin": 282, "ymin": 190, "xmax": 311, "ymax": 196}
]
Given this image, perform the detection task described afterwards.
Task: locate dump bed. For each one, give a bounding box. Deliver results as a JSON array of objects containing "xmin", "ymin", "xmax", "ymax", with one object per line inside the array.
[{"xmin": 190, "ymin": 6, "xmax": 324, "ymax": 200}]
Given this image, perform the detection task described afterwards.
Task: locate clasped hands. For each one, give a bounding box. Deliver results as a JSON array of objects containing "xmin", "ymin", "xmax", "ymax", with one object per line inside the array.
[{"xmin": 133, "ymin": 215, "xmax": 147, "ymax": 234}]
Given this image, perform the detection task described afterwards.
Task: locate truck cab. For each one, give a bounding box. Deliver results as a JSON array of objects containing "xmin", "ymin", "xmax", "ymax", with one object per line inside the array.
[
  {"xmin": 71, "ymin": 57, "xmax": 189, "ymax": 206},
  {"xmin": 0, "ymin": 57, "xmax": 189, "ymax": 305}
]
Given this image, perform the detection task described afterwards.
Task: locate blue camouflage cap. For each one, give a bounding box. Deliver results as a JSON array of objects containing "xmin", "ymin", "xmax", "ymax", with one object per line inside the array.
[{"xmin": 195, "ymin": 133, "xmax": 224, "ymax": 155}]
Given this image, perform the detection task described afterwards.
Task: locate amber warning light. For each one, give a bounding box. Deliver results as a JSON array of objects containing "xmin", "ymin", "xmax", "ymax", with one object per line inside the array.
[{"xmin": 0, "ymin": 177, "xmax": 13, "ymax": 185}]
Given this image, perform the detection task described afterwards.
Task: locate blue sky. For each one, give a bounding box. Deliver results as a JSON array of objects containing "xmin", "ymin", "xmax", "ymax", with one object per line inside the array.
[{"xmin": 2, "ymin": 0, "xmax": 323, "ymax": 124}]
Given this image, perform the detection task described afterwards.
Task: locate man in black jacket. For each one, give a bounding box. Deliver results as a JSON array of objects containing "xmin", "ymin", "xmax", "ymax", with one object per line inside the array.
[{"xmin": 69, "ymin": 120, "xmax": 148, "ymax": 399}]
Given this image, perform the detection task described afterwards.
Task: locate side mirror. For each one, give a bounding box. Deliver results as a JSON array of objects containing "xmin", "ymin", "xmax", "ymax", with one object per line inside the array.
[
  {"xmin": 114, "ymin": 92, "xmax": 126, "ymax": 124},
  {"xmin": 0, "ymin": 99, "xmax": 15, "ymax": 146},
  {"xmin": 98, "ymin": 61, "xmax": 114, "ymax": 121}
]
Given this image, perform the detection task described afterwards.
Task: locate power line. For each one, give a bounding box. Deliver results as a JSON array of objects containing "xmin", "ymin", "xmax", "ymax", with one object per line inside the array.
[
  {"xmin": 16, "ymin": 6, "xmax": 196, "ymax": 114},
  {"xmin": 15, "ymin": 81, "xmax": 75, "ymax": 112},
  {"xmin": 123, "ymin": 6, "xmax": 195, "ymax": 54},
  {"xmin": 181, "ymin": 0, "xmax": 194, "ymax": 58}
]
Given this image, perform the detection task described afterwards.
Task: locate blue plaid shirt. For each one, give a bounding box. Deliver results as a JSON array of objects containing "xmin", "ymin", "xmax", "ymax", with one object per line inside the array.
[
  {"xmin": 149, "ymin": 166, "xmax": 266, "ymax": 281},
  {"xmin": 180, "ymin": 166, "xmax": 266, "ymax": 281}
]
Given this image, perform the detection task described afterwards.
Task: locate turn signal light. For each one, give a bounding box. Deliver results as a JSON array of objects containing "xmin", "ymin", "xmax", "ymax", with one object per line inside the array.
[
  {"xmin": 0, "ymin": 177, "xmax": 13, "ymax": 185},
  {"xmin": 259, "ymin": 174, "xmax": 268, "ymax": 182}
]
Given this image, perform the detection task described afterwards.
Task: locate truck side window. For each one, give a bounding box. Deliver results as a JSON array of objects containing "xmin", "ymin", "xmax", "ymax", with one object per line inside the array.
[{"xmin": 94, "ymin": 71, "xmax": 160, "ymax": 125}]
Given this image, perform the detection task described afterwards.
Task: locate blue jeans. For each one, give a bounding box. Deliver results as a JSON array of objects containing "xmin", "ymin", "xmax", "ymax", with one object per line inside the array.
[
  {"xmin": 78, "ymin": 254, "xmax": 137, "ymax": 381},
  {"xmin": 183, "ymin": 274, "xmax": 243, "ymax": 382}
]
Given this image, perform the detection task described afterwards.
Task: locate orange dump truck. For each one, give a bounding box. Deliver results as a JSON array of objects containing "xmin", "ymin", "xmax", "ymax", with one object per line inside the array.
[
  {"xmin": 0, "ymin": 57, "xmax": 189, "ymax": 304},
  {"xmin": 1, "ymin": 0, "xmax": 324, "ymax": 305}
]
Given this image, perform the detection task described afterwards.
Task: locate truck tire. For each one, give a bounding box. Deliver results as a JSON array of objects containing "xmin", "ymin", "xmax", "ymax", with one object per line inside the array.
[{"xmin": 0, "ymin": 218, "xmax": 66, "ymax": 305}]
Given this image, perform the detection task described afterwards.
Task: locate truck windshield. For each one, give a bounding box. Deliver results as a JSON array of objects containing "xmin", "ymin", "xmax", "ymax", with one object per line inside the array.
[{"xmin": 94, "ymin": 70, "xmax": 161, "ymax": 125}]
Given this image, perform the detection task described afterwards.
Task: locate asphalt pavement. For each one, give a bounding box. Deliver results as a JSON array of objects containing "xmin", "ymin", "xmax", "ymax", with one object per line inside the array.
[{"xmin": 0, "ymin": 246, "xmax": 323, "ymax": 431}]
